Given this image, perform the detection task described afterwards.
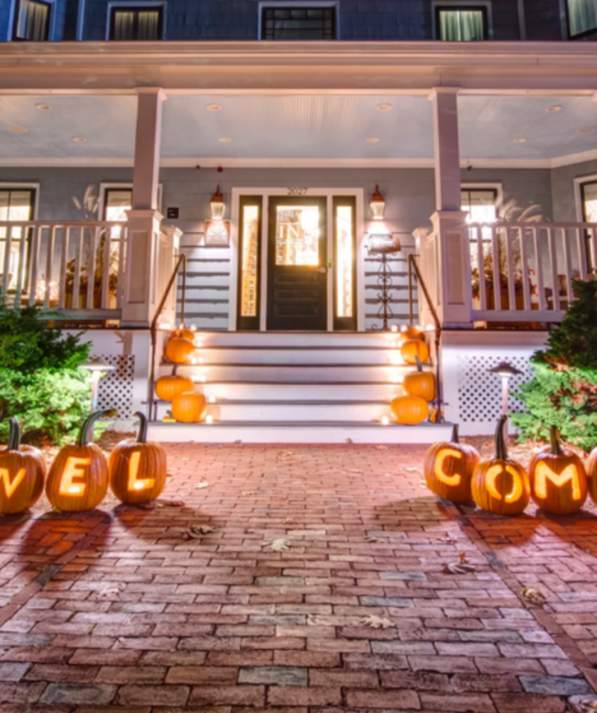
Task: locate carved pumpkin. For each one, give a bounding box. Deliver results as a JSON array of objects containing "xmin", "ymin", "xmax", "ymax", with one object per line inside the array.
[
  {"xmin": 424, "ymin": 424, "xmax": 479, "ymax": 503},
  {"xmin": 0, "ymin": 419, "xmax": 45, "ymax": 515},
  {"xmin": 400, "ymin": 324, "xmax": 425, "ymax": 342},
  {"xmin": 155, "ymin": 374, "xmax": 194, "ymax": 402},
  {"xmin": 587, "ymin": 447, "xmax": 597, "ymax": 505},
  {"xmin": 109, "ymin": 412, "xmax": 167, "ymax": 505},
  {"xmin": 172, "ymin": 391, "xmax": 207, "ymax": 423},
  {"xmin": 164, "ymin": 337, "xmax": 195, "ymax": 365},
  {"xmin": 472, "ymin": 416, "xmax": 530, "ymax": 516},
  {"xmin": 46, "ymin": 411, "xmax": 110, "ymax": 512},
  {"xmin": 404, "ymin": 356, "xmax": 436, "ymax": 402},
  {"xmin": 529, "ymin": 426, "xmax": 588, "ymax": 515},
  {"xmin": 390, "ymin": 395, "xmax": 429, "ymax": 425},
  {"xmin": 400, "ymin": 338, "xmax": 429, "ymax": 366}
]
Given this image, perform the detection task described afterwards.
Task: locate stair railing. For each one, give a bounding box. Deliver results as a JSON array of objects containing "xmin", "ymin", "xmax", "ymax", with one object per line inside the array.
[
  {"xmin": 407, "ymin": 254, "xmax": 443, "ymax": 422},
  {"xmin": 147, "ymin": 252, "xmax": 187, "ymax": 421}
]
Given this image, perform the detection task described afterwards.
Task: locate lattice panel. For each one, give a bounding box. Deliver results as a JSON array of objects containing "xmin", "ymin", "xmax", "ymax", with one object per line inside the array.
[
  {"xmin": 96, "ymin": 354, "xmax": 135, "ymax": 417},
  {"xmin": 457, "ymin": 353, "xmax": 533, "ymax": 424}
]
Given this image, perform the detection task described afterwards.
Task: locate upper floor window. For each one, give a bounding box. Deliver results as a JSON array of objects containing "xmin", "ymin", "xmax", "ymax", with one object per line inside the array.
[
  {"xmin": 109, "ymin": 6, "xmax": 163, "ymax": 40},
  {"xmin": 261, "ymin": 5, "xmax": 337, "ymax": 40},
  {"xmin": 567, "ymin": 0, "xmax": 597, "ymax": 37},
  {"xmin": 13, "ymin": 0, "xmax": 51, "ymax": 41},
  {"xmin": 436, "ymin": 6, "xmax": 487, "ymax": 41}
]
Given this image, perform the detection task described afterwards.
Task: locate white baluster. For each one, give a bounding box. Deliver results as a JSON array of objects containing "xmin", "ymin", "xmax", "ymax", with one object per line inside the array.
[
  {"xmin": 101, "ymin": 226, "xmax": 111, "ymax": 309},
  {"xmin": 14, "ymin": 224, "xmax": 28, "ymax": 308},
  {"xmin": 490, "ymin": 225, "xmax": 501, "ymax": 310},
  {"xmin": 562, "ymin": 227, "xmax": 573, "ymax": 304},
  {"xmin": 575, "ymin": 226, "xmax": 589, "ymax": 280},
  {"xmin": 547, "ymin": 227, "xmax": 559, "ymax": 311},
  {"xmin": 475, "ymin": 225, "xmax": 487, "ymax": 310},
  {"xmin": 58, "ymin": 225, "xmax": 70, "ymax": 309},
  {"xmin": 532, "ymin": 226, "xmax": 546, "ymax": 311},
  {"xmin": 44, "ymin": 225, "xmax": 57, "ymax": 309},
  {"xmin": 505, "ymin": 227, "xmax": 516, "ymax": 311},
  {"xmin": 1, "ymin": 224, "xmax": 13, "ymax": 298},
  {"xmin": 519, "ymin": 226, "xmax": 532, "ymax": 311},
  {"xmin": 28, "ymin": 225, "xmax": 41, "ymax": 306},
  {"xmin": 86, "ymin": 226, "xmax": 98, "ymax": 310}
]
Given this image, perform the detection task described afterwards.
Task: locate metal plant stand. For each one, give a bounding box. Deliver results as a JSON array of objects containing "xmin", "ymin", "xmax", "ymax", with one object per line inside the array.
[{"xmin": 367, "ymin": 232, "xmax": 402, "ymax": 332}]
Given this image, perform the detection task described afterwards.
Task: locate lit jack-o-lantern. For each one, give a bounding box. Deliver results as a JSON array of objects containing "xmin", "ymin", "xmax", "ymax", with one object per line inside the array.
[
  {"xmin": 0, "ymin": 418, "xmax": 46, "ymax": 515},
  {"xmin": 472, "ymin": 416, "xmax": 530, "ymax": 516},
  {"xmin": 587, "ymin": 446, "xmax": 597, "ymax": 505},
  {"xmin": 109, "ymin": 411, "xmax": 167, "ymax": 505},
  {"xmin": 46, "ymin": 411, "xmax": 110, "ymax": 512},
  {"xmin": 400, "ymin": 338, "xmax": 429, "ymax": 366},
  {"xmin": 529, "ymin": 426, "xmax": 587, "ymax": 515},
  {"xmin": 424, "ymin": 424, "xmax": 479, "ymax": 503},
  {"xmin": 404, "ymin": 356, "xmax": 436, "ymax": 402}
]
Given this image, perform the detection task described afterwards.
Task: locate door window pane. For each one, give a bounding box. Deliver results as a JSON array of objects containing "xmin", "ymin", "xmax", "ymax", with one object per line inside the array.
[
  {"xmin": 110, "ymin": 7, "xmax": 162, "ymax": 40},
  {"xmin": 15, "ymin": 0, "xmax": 50, "ymax": 41},
  {"xmin": 262, "ymin": 6, "xmax": 336, "ymax": 40},
  {"xmin": 437, "ymin": 8, "xmax": 486, "ymax": 40},
  {"xmin": 275, "ymin": 205, "xmax": 320, "ymax": 266},
  {"xmin": 335, "ymin": 203, "xmax": 354, "ymax": 319},
  {"xmin": 240, "ymin": 202, "xmax": 261, "ymax": 318},
  {"xmin": 567, "ymin": 0, "xmax": 597, "ymax": 36}
]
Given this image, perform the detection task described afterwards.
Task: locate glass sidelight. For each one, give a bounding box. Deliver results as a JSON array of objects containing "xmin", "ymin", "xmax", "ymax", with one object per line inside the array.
[
  {"xmin": 237, "ymin": 196, "xmax": 262, "ymax": 330},
  {"xmin": 333, "ymin": 196, "xmax": 356, "ymax": 330}
]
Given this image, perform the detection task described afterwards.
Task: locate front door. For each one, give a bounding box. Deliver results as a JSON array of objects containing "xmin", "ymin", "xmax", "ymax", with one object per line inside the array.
[{"xmin": 267, "ymin": 196, "xmax": 327, "ymax": 330}]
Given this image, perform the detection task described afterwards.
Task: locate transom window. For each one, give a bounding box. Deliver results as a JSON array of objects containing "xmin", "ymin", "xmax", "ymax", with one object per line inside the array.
[
  {"xmin": 567, "ymin": 0, "xmax": 597, "ymax": 37},
  {"xmin": 109, "ymin": 6, "xmax": 163, "ymax": 40},
  {"xmin": 13, "ymin": 0, "xmax": 51, "ymax": 41},
  {"xmin": 436, "ymin": 6, "xmax": 487, "ymax": 41},
  {"xmin": 461, "ymin": 187, "xmax": 498, "ymax": 223},
  {"xmin": 261, "ymin": 6, "xmax": 337, "ymax": 40}
]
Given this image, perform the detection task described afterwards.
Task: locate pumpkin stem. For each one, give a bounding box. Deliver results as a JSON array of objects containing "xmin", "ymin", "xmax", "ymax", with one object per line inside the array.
[
  {"xmin": 7, "ymin": 418, "xmax": 21, "ymax": 451},
  {"xmin": 495, "ymin": 415, "xmax": 508, "ymax": 461},
  {"xmin": 549, "ymin": 425, "xmax": 562, "ymax": 456},
  {"xmin": 134, "ymin": 411, "xmax": 148, "ymax": 443},
  {"xmin": 415, "ymin": 356, "xmax": 423, "ymax": 373},
  {"xmin": 451, "ymin": 423, "xmax": 459, "ymax": 444},
  {"xmin": 77, "ymin": 410, "xmax": 110, "ymax": 447}
]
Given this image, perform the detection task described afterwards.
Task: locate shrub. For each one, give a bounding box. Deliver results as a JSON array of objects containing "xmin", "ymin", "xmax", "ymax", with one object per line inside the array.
[
  {"xmin": 512, "ymin": 278, "xmax": 597, "ymax": 452},
  {"xmin": 0, "ymin": 304, "xmax": 92, "ymax": 445}
]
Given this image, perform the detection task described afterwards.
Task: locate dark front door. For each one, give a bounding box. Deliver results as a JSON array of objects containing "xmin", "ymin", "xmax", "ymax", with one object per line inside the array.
[{"xmin": 267, "ymin": 196, "xmax": 327, "ymax": 330}]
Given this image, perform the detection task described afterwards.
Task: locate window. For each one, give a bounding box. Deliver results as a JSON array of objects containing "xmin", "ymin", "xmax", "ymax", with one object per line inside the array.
[
  {"xmin": 461, "ymin": 187, "xmax": 498, "ymax": 223},
  {"xmin": 261, "ymin": 5, "xmax": 337, "ymax": 40},
  {"xmin": 109, "ymin": 6, "xmax": 163, "ymax": 40},
  {"xmin": 103, "ymin": 188, "xmax": 132, "ymax": 221},
  {"xmin": 567, "ymin": 0, "xmax": 597, "ymax": 37},
  {"xmin": 580, "ymin": 180, "xmax": 597, "ymax": 223},
  {"xmin": 13, "ymin": 0, "xmax": 51, "ymax": 41},
  {"xmin": 436, "ymin": 6, "xmax": 487, "ymax": 40},
  {"xmin": 0, "ymin": 187, "xmax": 36, "ymax": 293}
]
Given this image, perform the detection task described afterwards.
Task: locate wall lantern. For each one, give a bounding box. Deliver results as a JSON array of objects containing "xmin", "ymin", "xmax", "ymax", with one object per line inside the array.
[
  {"xmin": 209, "ymin": 185, "xmax": 226, "ymax": 221},
  {"xmin": 370, "ymin": 185, "xmax": 386, "ymax": 221},
  {"xmin": 205, "ymin": 185, "xmax": 229, "ymax": 246}
]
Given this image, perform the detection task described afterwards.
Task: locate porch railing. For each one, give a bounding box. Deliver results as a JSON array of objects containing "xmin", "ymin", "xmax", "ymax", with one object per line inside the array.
[
  {"xmin": 467, "ymin": 220, "xmax": 597, "ymax": 323},
  {"xmin": 0, "ymin": 220, "xmax": 127, "ymax": 320}
]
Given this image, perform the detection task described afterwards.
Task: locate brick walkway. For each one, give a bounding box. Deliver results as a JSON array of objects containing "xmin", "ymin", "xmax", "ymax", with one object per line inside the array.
[{"xmin": 0, "ymin": 443, "xmax": 596, "ymax": 712}]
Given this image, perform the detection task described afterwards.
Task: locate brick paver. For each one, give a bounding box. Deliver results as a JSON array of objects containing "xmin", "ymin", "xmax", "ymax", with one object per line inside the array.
[{"xmin": 0, "ymin": 442, "xmax": 595, "ymax": 712}]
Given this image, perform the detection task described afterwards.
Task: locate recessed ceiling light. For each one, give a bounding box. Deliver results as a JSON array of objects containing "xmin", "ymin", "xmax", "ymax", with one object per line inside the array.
[
  {"xmin": 577, "ymin": 126, "xmax": 595, "ymax": 135},
  {"xmin": 377, "ymin": 102, "xmax": 393, "ymax": 112},
  {"xmin": 71, "ymin": 136, "xmax": 87, "ymax": 144},
  {"xmin": 512, "ymin": 137, "xmax": 527, "ymax": 144},
  {"xmin": 546, "ymin": 104, "xmax": 563, "ymax": 113},
  {"xmin": 217, "ymin": 136, "xmax": 232, "ymax": 144},
  {"xmin": 207, "ymin": 103, "xmax": 222, "ymax": 112},
  {"xmin": 366, "ymin": 137, "xmax": 380, "ymax": 144},
  {"xmin": 35, "ymin": 102, "xmax": 50, "ymax": 111},
  {"xmin": 6, "ymin": 125, "xmax": 28, "ymax": 135}
]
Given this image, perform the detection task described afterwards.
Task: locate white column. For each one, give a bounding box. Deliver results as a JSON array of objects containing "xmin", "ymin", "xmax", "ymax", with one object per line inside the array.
[{"xmin": 427, "ymin": 87, "xmax": 472, "ymax": 328}]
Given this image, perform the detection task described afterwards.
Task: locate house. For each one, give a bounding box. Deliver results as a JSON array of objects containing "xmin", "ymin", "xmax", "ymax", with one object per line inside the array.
[{"xmin": 0, "ymin": 1, "xmax": 596, "ymax": 441}]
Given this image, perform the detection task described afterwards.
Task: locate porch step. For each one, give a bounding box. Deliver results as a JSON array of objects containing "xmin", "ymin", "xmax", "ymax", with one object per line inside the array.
[
  {"xmin": 147, "ymin": 420, "xmax": 451, "ymax": 444},
  {"xmin": 186, "ymin": 330, "xmax": 416, "ymax": 348}
]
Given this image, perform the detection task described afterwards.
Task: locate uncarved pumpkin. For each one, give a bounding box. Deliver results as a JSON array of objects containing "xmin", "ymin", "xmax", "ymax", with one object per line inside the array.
[
  {"xmin": 155, "ymin": 374, "xmax": 194, "ymax": 402},
  {"xmin": 110, "ymin": 412, "xmax": 167, "ymax": 505},
  {"xmin": 529, "ymin": 426, "xmax": 587, "ymax": 515},
  {"xmin": 164, "ymin": 337, "xmax": 196, "ymax": 365},
  {"xmin": 424, "ymin": 424, "xmax": 479, "ymax": 503},
  {"xmin": 172, "ymin": 326, "xmax": 196, "ymax": 342},
  {"xmin": 400, "ymin": 324, "xmax": 425, "ymax": 342},
  {"xmin": 172, "ymin": 391, "xmax": 207, "ymax": 423},
  {"xmin": 471, "ymin": 416, "xmax": 530, "ymax": 516},
  {"xmin": 0, "ymin": 418, "xmax": 45, "ymax": 515},
  {"xmin": 46, "ymin": 411, "xmax": 110, "ymax": 512},
  {"xmin": 390, "ymin": 395, "xmax": 429, "ymax": 425},
  {"xmin": 401, "ymin": 338, "xmax": 429, "ymax": 366},
  {"xmin": 587, "ymin": 447, "xmax": 597, "ymax": 505},
  {"xmin": 404, "ymin": 356, "xmax": 436, "ymax": 402}
]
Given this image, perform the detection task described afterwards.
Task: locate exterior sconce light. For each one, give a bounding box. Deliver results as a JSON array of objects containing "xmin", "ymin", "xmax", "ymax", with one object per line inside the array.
[
  {"xmin": 205, "ymin": 184, "xmax": 229, "ymax": 246},
  {"xmin": 209, "ymin": 185, "xmax": 225, "ymax": 221},
  {"xmin": 370, "ymin": 184, "xmax": 385, "ymax": 220}
]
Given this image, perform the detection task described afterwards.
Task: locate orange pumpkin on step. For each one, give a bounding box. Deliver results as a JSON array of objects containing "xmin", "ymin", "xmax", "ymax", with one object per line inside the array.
[
  {"xmin": 400, "ymin": 324, "xmax": 425, "ymax": 342},
  {"xmin": 172, "ymin": 391, "xmax": 207, "ymax": 423},
  {"xmin": 164, "ymin": 337, "xmax": 195, "ymax": 365},
  {"xmin": 172, "ymin": 325, "xmax": 196, "ymax": 343},
  {"xmin": 401, "ymin": 338, "xmax": 429, "ymax": 366},
  {"xmin": 46, "ymin": 411, "xmax": 110, "ymax": 512},
  {"xmin": 529, "ymin": 426, "xmax": 587, "ymax": 515},
  {"xmin": 472, "ymin": 416, "xmax": 530, "ymax": 516},
  {"xmin": 155, "ymin": 374, "xmax": 194, "ymax": 402},
  {"xmin": 110, "ymin": 412, "xmax": 167, "ymax": 505},
  {"xmin": 404, "ymin": 356, "xmax": 436, "ymax": 402},
  {"xmin": 0, "ymin": 419, "xmax": 46, "ymax": 515},
  {"xmin": 390, "ymin": 395, "xmax": 429, "ymax": 425},
  {"xmin": 424, "ymin": 424, "xmax": 479, "ymax": 503}
]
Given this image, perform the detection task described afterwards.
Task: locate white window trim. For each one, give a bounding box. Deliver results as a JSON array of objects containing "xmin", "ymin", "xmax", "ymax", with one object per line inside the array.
[
  {"xmin": 8, "ymin": 0, "xmax": 58, "ymax": 41},
  {"xmin": 461, "ymin": 181, "xmax": 503, "ymax": 217},
  {"xmin": 0, "ymin": 182, "xmax": 40, "ymax": 219},
  {"xmin": 258, "ymin": 1, "xmax": 340, "ymax": 40},
  {"xmin": 104, "ymin": 1, "xmax": 167, "ymax": 41},
  {"xmin": 99, "ymin": 182, "xmax": 163, "ymax": 219},
  {"xmin": 431, "ymin": 0, "xmax": 494, "ymax": 40},
  {"xmin": 573, "ymin": 173, "xmax": 597, "ymax": 222}
]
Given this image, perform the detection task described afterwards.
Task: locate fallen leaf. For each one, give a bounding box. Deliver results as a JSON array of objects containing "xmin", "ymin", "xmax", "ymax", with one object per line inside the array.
[
  {"xmin": 262, "ymin": 537, "xmax": 291, "ymax": 552},
  {"xmin": 361, "ymin": 614, "xmax": 395, "ymax": 629},
  {"xmin": 182, "ymin": 525, "xmax": 215, "ymax": 540},
  {"xmin": 521, "ymin": 586, "xmax": 547, "ymax": 607},
  {"xmin": 156, "ymin": 499, "xmax": 185, "ymax": 508},
  {"xmin": 404, "ymin": 466, "xmax": 419, "ymax": 473},
  {"xmin": 569, "ymin": 696, "xmax": 597, "ymax": 713},
  {"xmin": 442, "ymin": 552, "xmax": 476, "ymax": 575},
  {"xmin": 95, "ymin": 582, "xmax": 125, "ymax": 599},
  {"xmin": 195, "ymin": 481, "xmax": 209, "ymax": 489}
]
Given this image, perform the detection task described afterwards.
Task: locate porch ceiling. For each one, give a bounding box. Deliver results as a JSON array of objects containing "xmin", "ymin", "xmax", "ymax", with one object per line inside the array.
[{"xmin": 0, "ymin": 92, "xmax": 595, "ymax": 167}]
